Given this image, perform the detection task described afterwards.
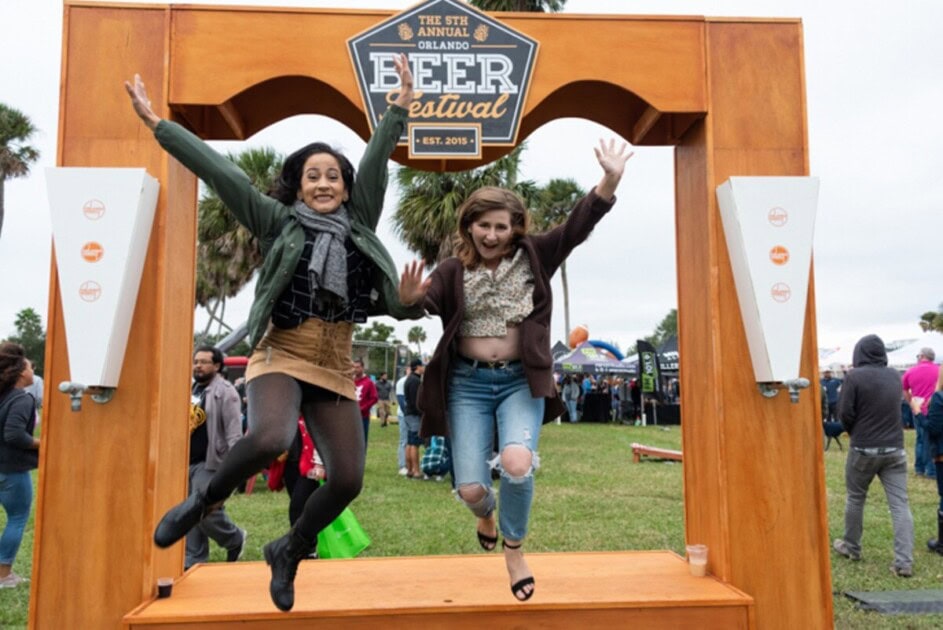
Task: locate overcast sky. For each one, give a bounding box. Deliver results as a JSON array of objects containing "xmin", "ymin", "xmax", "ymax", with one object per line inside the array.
[{"xmin": 2, "ymin": 0, "xmax": 941, "ymax": 360}]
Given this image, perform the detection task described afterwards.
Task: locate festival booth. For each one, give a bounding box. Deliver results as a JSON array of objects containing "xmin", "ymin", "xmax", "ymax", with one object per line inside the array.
[
  {"xmin": 554, "ymin": 342, "xmax": 632, "ymax": 422},
  {"xmin": 554, "ymin": 342, "xmax": 635, "ymax": 376},
  {"xmin": 35, "ymin": 1, "xmax": 829, "ymax": 628},
  {"xmin": 620, "ymin": 338, "xmax": 681, "ymax": 424},
  {"xmin": 621, "ymin": 336, "xmax": 679, "ymax": 376}
]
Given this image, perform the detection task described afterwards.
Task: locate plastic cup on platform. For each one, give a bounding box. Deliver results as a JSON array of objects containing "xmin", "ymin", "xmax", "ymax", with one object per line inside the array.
[
  {"xmin": 156, "ymin": 577, "xmax": 173, "ymax": 598},
  {"xmin": 686, "ymin": 544, "xmax": 708, "ymax": 577}
]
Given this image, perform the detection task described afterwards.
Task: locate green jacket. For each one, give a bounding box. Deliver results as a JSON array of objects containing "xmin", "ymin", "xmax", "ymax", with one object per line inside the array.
[{"xmin": 154, "ymin": 106, "xmax": 422, "ymax": 351}]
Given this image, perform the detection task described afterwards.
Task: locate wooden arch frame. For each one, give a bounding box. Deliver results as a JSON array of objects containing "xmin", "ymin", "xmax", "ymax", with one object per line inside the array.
[{"xmin": 33, "ymin": 3, "xmax": 830, "ymax": 629}]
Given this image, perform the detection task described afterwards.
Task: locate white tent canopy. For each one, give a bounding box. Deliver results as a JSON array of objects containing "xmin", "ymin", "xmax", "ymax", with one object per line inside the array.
[
  {"xmin": 885, "ymin": 333, "xmax": 943, "ymax": 370},
  {"xmin": 820, "ymin": 332, "xmax": 943, "ymax": 371},
  {"xmin": 819, "ymin": 343, "xmax": 857, "ymax": 371}
]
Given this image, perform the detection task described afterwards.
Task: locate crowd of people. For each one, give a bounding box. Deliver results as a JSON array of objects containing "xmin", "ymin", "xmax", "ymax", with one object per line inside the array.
[
  {"xmin": 8, "ymin": 330, "xmax": 940, "ymax": 604},
  {"xmin": 556, "ymin": 372, "xmax": 680, "ymax": 423}
]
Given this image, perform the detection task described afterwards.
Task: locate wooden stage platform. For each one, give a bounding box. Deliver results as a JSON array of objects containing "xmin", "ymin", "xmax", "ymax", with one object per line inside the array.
[{"xmin": 124, "ymin": 551, "xmax": 754, "ymax": 629}]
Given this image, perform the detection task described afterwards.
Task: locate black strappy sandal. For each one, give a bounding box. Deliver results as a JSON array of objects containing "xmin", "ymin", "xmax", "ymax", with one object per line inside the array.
[
  {"xmin": 502, "ymin": 540, "xmax": 535, "ymax": 601},
  {"xmin": 477, "ymin": 528, "xmax": 498, "ymax": 551}
]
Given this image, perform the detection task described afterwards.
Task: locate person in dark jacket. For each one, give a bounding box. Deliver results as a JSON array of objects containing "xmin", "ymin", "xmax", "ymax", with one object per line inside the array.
[
  {"xmin": 402, "ymin": 359, "xmax": 424, "ymax": 479},
  {"xmin": 820, "ymin": 369, "xmax": 842, "ymax": 421},
  {"xmin": 923, "ymin": 368, "xmax": 943, "ymax": 554},
  {"xmin": 398, "ymin": 139, "xmax": 633, "ymax": 602},
  {"xmin": 125, "ymin": 56, "xmax": 418, "ymax": 612},
  {"xmin": 832, "ymin": 334, "xmax": 914, "ymax": 577},
  {"xmin": 0, "ymin": 342, "xmax": 40, "ymax": 589}
]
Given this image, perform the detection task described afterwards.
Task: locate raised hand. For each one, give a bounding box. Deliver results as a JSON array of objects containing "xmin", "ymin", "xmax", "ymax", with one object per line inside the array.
[
  {"xmin": 595, "ymin": 138, "xmax": 632, "ymax": 179},
  {"xmin": 123, "ymin": 74, "xmax": 160, "ymax": 131},
  {"xmin": 399, "ymin": 260, "xmax": 430, "ymax": 307},
  {"xmin": 392, "ymin": 53, "xmax": 414, "ymax": 110},
  {"xmin": 593, "ymin": 138, "xmax": 634, "ymax": 201}
]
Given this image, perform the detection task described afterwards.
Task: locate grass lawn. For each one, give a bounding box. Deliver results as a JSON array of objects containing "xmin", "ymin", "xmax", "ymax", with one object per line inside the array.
[{"xmin": 3, "ymin": 420, "xmax": 943, "ymax": 628}]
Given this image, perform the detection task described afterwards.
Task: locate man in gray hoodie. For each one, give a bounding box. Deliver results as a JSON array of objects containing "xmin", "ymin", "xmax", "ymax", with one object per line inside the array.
[{"xmin": 833, "ymin": 334, "xmax": 914, "ymax": 577}]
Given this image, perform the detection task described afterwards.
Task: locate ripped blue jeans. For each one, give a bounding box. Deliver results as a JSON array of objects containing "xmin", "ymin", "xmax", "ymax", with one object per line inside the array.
[{"xmin": 447, "ymin": 359, "xmax": 544, "ymax": 541}]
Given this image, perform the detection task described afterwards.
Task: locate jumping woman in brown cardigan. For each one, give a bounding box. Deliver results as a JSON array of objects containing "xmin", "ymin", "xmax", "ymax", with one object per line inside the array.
[{"xmin": 398, "ymin": 139, "xmax": 633, "ymax": 601}]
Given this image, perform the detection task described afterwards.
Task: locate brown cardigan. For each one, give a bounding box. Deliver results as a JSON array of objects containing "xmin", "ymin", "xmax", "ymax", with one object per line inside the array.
[{"xmin": 418, "ymin": 189, "xmax": 616, "ymax": 438}]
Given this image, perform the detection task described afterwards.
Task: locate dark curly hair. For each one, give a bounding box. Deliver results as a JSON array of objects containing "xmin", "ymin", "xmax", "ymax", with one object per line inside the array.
[
  {"xmin": 269, "ymin": 142, "xmax": 355, "ymax": 207},
  {"xmin": 0, "ymin": 341, "xmax": 27, "ymax": 396}
]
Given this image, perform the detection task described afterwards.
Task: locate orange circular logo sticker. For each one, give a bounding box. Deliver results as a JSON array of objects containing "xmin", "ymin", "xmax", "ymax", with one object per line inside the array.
[
  {"xmin": 79, "ymin": 281, "xmax": 102, "ymax": 302},
  {"xmin": 771, "ymin": 282, "xmax": 791, "ymax": 303},
  {"xmin": 83, "ymin": 199, "xmax": 105, "ymax": 220},
  {"xmin": 81, "ymin": 242, "xmax": 104, "ymax": 262},
  {"xmin": 769, "ymin": 245, "xmax": 789, "ymax": 265},
  {"xmin": 767, "ymin": 206, "xmax": 788, "ymax": 227}
]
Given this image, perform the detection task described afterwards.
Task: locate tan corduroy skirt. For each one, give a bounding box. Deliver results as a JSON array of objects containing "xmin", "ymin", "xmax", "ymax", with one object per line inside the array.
[{"xmin": 245, "ymin": 318, "xmax": 356, "ymax": 400}]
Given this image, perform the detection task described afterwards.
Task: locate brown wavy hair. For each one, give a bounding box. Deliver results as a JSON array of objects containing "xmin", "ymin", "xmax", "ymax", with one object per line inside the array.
[
  {"xmin": 0, "ymin": 341, "xmax": 27, "ymax": 396},
  {"xmin": 454, "ymin": 186, "xmax": 530, "ymax": 269}
]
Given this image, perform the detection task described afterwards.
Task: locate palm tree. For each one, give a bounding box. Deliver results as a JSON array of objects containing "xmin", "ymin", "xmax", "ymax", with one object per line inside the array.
[
  {"xmin": 390, "ymin": 1, "xmax": 589, "ymax": 380},
  {"xmin": 0, "ymin": 103, "xmax": 40, "ymax": 240},
  {"xmin": 392, "ymin": 145, "xmax": 535, "ymax": 265},
  {"xmin": 919, "ymin": 303, "xmax": 943, "ymax": 333},
  {"xmin": 392, "ymin": 0, "xmax": 568, "ymax": 266},
  {"xmin": 471, "ymin": 0, "xmax": 565, "ymax": 11},
  {"xmin": 408, "ymin": 325, "xmax": 427, "ymax": 358},
  {"xmin": 530, "ymin": 178, "xmax": 585, "ymax": 338},
  {"xmin": 195, "ymin": 147, "xmax": 282, "ymax": 339},
  {"xmin": 649, "ymin": 308, "xmax": 678, "ymax": 348}
]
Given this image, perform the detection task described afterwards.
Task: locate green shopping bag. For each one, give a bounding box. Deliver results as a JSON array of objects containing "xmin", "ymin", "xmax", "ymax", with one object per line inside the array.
[{"xmin": 317, "ymin": 507, "xmax": 371, "ymax": 559}]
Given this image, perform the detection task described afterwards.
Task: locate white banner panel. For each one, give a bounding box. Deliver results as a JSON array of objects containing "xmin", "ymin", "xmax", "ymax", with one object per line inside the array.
[
  {"xmin": 717, "ymin": 177, "xmax": 819, "ymax": 382},
  {"xmin": 46, "ymin": 168, "xmax": 159, "ymax": 388}
]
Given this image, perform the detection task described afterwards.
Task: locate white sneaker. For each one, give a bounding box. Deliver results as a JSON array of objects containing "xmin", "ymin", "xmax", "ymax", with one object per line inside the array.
[
  {"xmin": 0, "ymin": 572, "xmax": 27, "ymax": 588},
  {"xmin": 398, "ymin": 467, "xmax": 408, "ymax": 476}
]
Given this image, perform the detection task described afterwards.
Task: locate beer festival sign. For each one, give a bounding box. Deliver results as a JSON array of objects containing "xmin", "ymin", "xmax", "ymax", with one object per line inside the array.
[{"xmin": 348, "ymin": 0, "xmax": 539, "ymax": 159}]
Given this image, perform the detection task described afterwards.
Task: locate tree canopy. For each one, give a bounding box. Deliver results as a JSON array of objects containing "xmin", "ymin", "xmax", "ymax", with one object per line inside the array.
[
  {"xmin": 354, "ymin": 321, "xmax": 402, "ymax": 376},
  {"xmin": 7, "ymin": 307, "xmax": 46, "ymax": 376},
  {"xmin": 471, "ymin": 0, "xmax": 564, "ymax": 11},
  {"xmin": 529, "ymin": 178, "xmax": 586, "ymax": 338},
  {"xmin": 0, "ymin": 103, "xmax": 41, "ymax": 239},
  {"xmin": 408, "ymin": 325, "xmax": 427, "ymax": 358},
  {"xmin": 625, "ymin": 308, "xmax": 678, "ymax": 356},
  {"xmin": 195, "ymin": 146, "xmax": 282, "ymax": 337},
  {"xmin": 919, "ymin": 303, "xmax": 943, "ymax": 333},
  {"xmin": 392, "ymin": 145, "xmax": 534, "ymax": 265}
]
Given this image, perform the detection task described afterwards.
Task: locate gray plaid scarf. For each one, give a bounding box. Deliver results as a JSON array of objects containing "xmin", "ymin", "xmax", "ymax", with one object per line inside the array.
[{"xmin": 291, "ymin": 200, "xmax": 351, "ymax": 306}]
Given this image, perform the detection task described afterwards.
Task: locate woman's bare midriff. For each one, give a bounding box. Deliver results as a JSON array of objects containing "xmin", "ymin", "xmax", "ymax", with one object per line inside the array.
[{"xmin": 458, "ymin": 325, "xmax": 521, "ymax": 362}]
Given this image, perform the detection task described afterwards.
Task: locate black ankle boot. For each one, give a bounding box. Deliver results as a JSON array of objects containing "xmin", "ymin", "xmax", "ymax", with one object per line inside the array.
[
  {"xmin": 154, "ymin": 487, "xmax": 218, "ymax": 548},
  {"xmin": 263, "ymin": 530, "xmax": 315, "ymax": 612},
  {"xmin": 928, "ymin": 510, "xmax": 943, "ymax": 555}
]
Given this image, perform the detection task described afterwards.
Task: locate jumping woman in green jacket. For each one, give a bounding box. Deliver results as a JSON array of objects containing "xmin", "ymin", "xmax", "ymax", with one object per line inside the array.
[{"xmin": 125, "ymin": 55, "xmax": 417, "ymax": 612}]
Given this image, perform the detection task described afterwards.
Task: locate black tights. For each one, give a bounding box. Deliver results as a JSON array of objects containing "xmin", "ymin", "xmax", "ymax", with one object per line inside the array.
[
  {"xmin": 205, "ymin": 373, "xmax": 364, "ymax": 545},
  {"xmin": 282, "ymin": 436, "xmax": 321, "ymax": 527}
]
